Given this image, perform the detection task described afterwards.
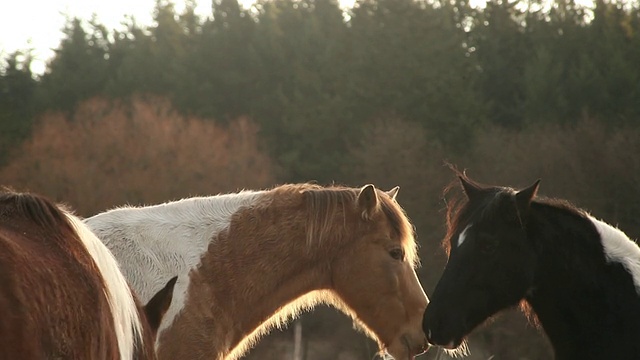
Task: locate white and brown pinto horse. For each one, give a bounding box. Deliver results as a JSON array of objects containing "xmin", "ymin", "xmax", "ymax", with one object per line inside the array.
[
  {"xmin": 0, "ymin": 190, "xmax": 176, "ymax": 359},
  {"xmin": 85, "ymin": 183, "xmax": 430, "ymax": 360}
]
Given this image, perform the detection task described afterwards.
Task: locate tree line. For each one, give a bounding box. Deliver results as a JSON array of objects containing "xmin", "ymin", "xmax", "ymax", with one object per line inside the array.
[
  {"xmin": 3, "ymin": 0, "xmax": 639, "ymax": 179},
  {"xmin": 2, "ymin": 0, "xmax": 640, "ymax": 358}
]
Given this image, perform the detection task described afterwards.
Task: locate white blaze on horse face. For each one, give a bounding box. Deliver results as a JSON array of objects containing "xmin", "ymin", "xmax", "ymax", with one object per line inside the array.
[
  {"xmin": 590, "ymin": 216, "xmax": 640, "ymax": 294},
  {"xmin": 84, "ymin": 191, "xmax": 265, "ymax": 347},
  {"xmin": 457, "ymin": 224, "xmax": 472, "ymax": 248}
]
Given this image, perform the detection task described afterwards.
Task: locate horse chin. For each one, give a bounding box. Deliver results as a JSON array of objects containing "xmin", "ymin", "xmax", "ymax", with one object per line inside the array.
[
  {"xmin": 425, "ymin": 328, "xmax": 468, "ymax": 356},
  {"xmin": 439, "ymin": 338, "xmax": 469, "ymax": 358},
  {"xmin": 442, "ymin": 338, "xmax": 461, "ymax": 350},
  {"xmin": 385, "ymin": 344, "xmax": 412, "ymax": 360}
]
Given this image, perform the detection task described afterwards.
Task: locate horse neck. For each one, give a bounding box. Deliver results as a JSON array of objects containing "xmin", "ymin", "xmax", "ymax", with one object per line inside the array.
[
  {"xmin": 524, "ymin": 203, "xmax": 640, "ymax": 357},
  {"xmin": 156, "ymin": 191, "xmax": 341, "ymax": 360},
  {"xmin": 205, "ymin": 238, "xmax": 331, "ymax": 359},
  {"xmin": 87, "ymin": 192, "xmax": 266, "ymax": 301}
]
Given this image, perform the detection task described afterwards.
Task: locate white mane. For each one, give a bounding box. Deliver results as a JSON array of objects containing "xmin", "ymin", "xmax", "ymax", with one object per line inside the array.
[
  {"xmin": 66, "ymin": 212, "xmax": 143, "ymax": 360},
  {"xmin": 84, "ymin": 190, "xmax": 265, "ymax": 345},
  {"xmin": 590, "ymin": 216, "xmax": 640, "ymax": 294}
]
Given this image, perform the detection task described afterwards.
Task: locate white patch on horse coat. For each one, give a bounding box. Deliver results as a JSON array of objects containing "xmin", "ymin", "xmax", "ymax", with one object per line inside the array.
[
  {"xmin": 66, "ymin": 213, "xmax": 143, "ymax": 360},
  {"xmin": 84, "ymin": 191, "xmax": 265, "ymax": 346},
  {"xmin": 457, "ymin": 224, "xmax": 472, "ymax": 248},
  {"xmin": 589, "ymin": 216, "xmax": 640, "ymax": 294}
]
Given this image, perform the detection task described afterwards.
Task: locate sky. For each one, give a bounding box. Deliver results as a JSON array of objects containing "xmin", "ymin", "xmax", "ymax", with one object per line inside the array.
[
  {"xmin": 0, "ymin": 0, "xmax": 357, "ymax": 76},
  {"xmin": 0, "ymin": 0, "xmax": 227, "ymax": 75}
]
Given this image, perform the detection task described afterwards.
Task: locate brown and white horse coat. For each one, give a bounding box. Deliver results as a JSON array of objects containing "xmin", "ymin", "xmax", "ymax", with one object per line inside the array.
[{"xmin": 86, "ymin": 183, "xmax": 429, "ymax": 360}]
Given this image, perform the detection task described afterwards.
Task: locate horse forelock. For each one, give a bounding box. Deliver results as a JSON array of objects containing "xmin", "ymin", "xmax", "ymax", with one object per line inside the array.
[
  {"xmin": 379, "ymin": 193, "xmax": 419, "ymax": 268},
  {"xmin": 442, "ymin": 177, "xmax": 515, "ymax": 254},
  {"xmin": 66, "ymin": 213, "xmax": 144, "ymax": 360}
]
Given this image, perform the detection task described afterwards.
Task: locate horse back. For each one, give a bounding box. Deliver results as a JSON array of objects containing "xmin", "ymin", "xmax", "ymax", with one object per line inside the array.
[{"xmin": 0, "ymin": 196, "xmax": 120, "ymax": 359}]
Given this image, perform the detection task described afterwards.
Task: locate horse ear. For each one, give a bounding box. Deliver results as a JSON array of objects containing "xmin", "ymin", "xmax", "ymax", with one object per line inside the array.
[
  {"xmin": 515, "ymin": 179, "xmax": 541, "ymax": 224},
  {"xmin": 459, "ymin": 176, "xmax": 484, "ymax": 201},
  {"xmin": 144, "ymin": 276, "xmax": 178, "ymax": 334},
  {"xmin": 357, "ymin": 184, "xmax": 380, "ymax": 220},
  {"xmin": 386, "ymin": 186, "xmax": 399, "ymax": 201}
]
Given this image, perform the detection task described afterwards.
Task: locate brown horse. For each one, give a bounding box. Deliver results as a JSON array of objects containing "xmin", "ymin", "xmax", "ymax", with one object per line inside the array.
[
  {"xmin": 0, "ymin": 190, "xmax": 177, "ymax": 359},
  {"xmin": 85, "ymin": 183, "xmax": 430, "ymax": 359}
]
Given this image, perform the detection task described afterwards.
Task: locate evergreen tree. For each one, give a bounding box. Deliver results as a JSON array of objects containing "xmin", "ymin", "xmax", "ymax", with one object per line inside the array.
[
  {"xmin": 251, "ymin": 0, "xmax": 351, "ymax": 181},
  {"xmin": 348, "ymin": 0, "xmax": 486, "ymax": 147},
  {"xmin": 174, "ymin": 0, "xmax": 259, "ymax": 120},
  {"xmin": 37, "ymin": 17, "xmax": 110, "ymax": 112},
  {"xmin": 470, "ymin": 0, "xmax": 530, "ymax": 128},
  {"xmin": 0, "ymin": 52, "xmax": 36, "ymax": 163}
]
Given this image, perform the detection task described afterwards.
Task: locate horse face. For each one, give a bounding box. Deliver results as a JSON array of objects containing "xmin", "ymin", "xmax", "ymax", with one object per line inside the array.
[
  {"xmin": 423, "ymin": 178, "xmax": 540, "ymax": 349},
  {"xmin": 332, "ymin": 185, "xmax": 429, "ymax": 359}
]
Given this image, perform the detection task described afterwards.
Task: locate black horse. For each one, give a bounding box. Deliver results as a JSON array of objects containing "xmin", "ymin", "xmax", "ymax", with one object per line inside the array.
[{"xmin": 423, "ymin": 172, "xmax": 640, "ymax": 359}]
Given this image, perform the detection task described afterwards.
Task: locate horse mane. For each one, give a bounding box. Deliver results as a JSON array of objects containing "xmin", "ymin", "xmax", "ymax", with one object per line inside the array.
[
  {"xmin": 531, "ymin": 197, "xmax": 588, "ymax": 217},
  {"xmin": 0, "ymin": 188, "xmax": 144, "ymax": 360},
  {"xmin": 272, "ymin": 183, "xmax": 419, "ymax": 268},
  {"xmin": 378, "ymin": 190, "xmax": 419, "ymax": 267},
  {"xmin": 0, "ymin": 188, "xmax": 74, "ymax": 234}
]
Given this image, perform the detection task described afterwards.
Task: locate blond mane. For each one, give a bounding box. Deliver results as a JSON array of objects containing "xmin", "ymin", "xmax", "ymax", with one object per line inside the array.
[{"xmin": 289, "ymin": 183, "xmax": 419, "ymax": 267}]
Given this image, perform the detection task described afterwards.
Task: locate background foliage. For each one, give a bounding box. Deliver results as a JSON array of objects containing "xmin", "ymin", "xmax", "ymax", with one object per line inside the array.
[{"xmin": 2, "ymin": 0, "xmax": 640, "ymax": 358}]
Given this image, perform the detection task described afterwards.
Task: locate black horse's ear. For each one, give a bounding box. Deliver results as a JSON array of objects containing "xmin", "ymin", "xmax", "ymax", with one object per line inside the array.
[
  {"xmin": 515, "ymin": 179, "xmax": 541, "ymax": 225},
  {"xmin": 459, "ymin": 175, "xmax": 485, "ymax": 201}
]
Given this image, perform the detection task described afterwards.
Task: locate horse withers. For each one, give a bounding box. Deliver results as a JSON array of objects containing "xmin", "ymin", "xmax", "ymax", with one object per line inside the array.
[
  {"xmin": 86, "ymin": 183, "xmax": 430, "ymax": 360},
  {"xmin": 0, "ymin": 190, "xmax": 177, "ymax": 359},
  {"xmin": 422, "ymin": 171, "xmax": 640, "ymax": 359}
]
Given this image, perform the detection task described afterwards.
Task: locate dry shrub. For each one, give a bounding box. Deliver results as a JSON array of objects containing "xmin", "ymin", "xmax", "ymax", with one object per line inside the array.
[{"xmin": 0, "ymin": 96, "xmax": 277, "ymax": 216}]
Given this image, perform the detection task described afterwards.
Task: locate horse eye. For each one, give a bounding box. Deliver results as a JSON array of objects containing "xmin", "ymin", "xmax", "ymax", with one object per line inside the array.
[
  {"xmin": 389, "ymin": 248, "xmax": 404, "ymax": 261},
  {"xmin": 478, "ymin": 233, "xmax": 499, "ymax": 253},
  {"xmin": 481, "ymin": 242, "xmax": 497, "ymax": 254}
]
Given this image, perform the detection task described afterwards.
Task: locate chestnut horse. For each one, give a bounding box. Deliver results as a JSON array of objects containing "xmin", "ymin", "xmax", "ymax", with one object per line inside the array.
[
  {"xmin": 85, "ymin": 183, "xmax": 429, "ymax": 359},
  {"xmin": 0, "ymin": 190, "xmax": 177, "ymax": 359},
  {"xmin": 423, "ymin": 172, "xmax": 640, "ymax": 359}
]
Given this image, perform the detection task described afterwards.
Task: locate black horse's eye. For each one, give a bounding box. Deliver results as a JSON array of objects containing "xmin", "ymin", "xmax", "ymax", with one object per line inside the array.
[
  {"xmin": 478, "ymin": 233, "xmax": 499, "ymax": 254},
  {"xmin": 389, "ymin": 248, "xmax": 404, "ymax": 261}
]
